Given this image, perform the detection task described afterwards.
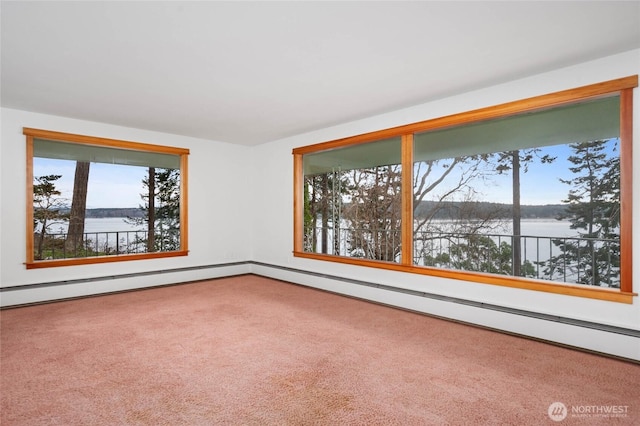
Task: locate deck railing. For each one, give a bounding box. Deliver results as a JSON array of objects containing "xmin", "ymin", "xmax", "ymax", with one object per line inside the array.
[
  {"xmin": 306, "ymin": 226, "xmax": 620, "ymax": 287},
  {"xmin": 34, "ymin": 230, "xmax": 156, "ymax": 259}
]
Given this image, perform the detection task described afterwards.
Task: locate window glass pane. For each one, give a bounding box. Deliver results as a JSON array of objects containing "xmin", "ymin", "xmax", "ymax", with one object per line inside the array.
[
  {"xmin": 303, "ymin": 137, "xmax": 402, "ymax": 262},
  {"xmin": 413, "ymin": 96, "xmax": 621, "ymax": 288},
  {"xmin": 32, "ymin": 138, "xmax": 183, "ymax": 262}
]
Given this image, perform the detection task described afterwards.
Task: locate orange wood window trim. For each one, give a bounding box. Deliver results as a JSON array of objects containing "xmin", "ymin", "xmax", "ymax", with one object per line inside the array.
[
  {"xmin": 619, "ymin": 88, "xmax": 633, "ymax": 293},
  {"xmin": 25, "ymin": 135, "xmax": 35, "ymax": 264},
  {"xmin": 293, "ymin": 76, "xmax": 638, "ymax": 303},
  {"xmin": 26, "ymin": 250, "xmax": 189, "ymax": 269},
  {"xmin": 26, "ymin": 128, "xmax": 189, "ymax": 268},
  {"xmin": 401, "ymin": 134, "xmax": 413, "ymax": 266},
  {"xmin": 293, "ymin": 154, "xmax": 304, "ymax": 253},
  {"xmin": 180, "ymin": 153, "xmax": 189, "ymax": 252},
  {"xmin": 23, "ymin": 128, "xmax": 190, "ymax": 155}
]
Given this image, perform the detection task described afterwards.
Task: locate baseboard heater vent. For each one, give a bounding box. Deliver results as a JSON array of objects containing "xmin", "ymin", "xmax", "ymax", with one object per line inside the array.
[{"xmin": 0, "ymin": 261, "xmax": 251, "ymax": 292}]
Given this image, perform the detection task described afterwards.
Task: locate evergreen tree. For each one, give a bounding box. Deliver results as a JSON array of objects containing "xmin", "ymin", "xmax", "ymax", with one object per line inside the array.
[
  {"xmin": 545, "ymin": 139, "xmax": 620, "ymax": 287},
  {"xmin": 126, "ymin": 168, "xmax": 181, "ymax": 252},
  {"xmin": 33, "ymin": 175, "xmax": 69, "ymax": 259},
  {"xmin": 494, "ymin": 149, "xmax": 555, "ymax": 276},
  {"xmin": 154, "ymin": 168, "xmax": 181, "ymax": 251}
]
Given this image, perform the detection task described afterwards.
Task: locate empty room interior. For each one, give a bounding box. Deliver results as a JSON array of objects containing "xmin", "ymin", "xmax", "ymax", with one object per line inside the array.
[{"xmin": 1, "ymin": 1, "xmax": 640, "ymax": 424}]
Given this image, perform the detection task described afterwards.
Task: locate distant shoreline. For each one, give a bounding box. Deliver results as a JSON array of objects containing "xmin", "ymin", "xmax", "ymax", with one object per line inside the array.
[
  {"xmin": 79, "ymin": 202, "xmax": 568, "ymax": 220},
  {"xmin": 81, "ymin": 208, "xmax": 144, "ymax": 218},
  {"xmin": 410, "ymin": 201, "xmax": 566, "ymax": 220}
]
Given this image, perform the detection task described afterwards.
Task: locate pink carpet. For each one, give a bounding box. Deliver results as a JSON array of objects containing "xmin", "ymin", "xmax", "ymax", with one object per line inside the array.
[{"xmin": 1, "ymin": 275, "xmax": 638, "ymax": 425}]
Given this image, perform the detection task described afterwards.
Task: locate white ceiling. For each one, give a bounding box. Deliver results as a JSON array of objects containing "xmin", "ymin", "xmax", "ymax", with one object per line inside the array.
[{"xmin": 2, "ymin": 1, "xmax": 639, "ymax": 146}]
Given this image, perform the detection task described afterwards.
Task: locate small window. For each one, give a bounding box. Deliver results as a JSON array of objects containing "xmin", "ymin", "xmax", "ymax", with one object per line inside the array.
[
  {"xmin": 25, "ymin": 128, "xmax": 189, "ymax": 268},
  {"xmin": 303, "ymin": 137, "xmax": 402, "ymax": 261}
]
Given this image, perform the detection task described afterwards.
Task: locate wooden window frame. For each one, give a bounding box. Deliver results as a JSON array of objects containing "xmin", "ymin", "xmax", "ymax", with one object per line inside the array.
[
  {"xmin": 25, "ymin": 128, "xmax": 189, "ymax": 269},
  {"xmin": 293, "ymin": 76, "xmax": 638, "ymax": 303}
]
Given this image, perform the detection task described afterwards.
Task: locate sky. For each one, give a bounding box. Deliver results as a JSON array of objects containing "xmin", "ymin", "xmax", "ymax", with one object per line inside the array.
[
  {"xmin": 416, "ymin": 139, "xmax": 619, "ymax": 205},
  {"xmin": 469, "ymin": 144, "xmax": 575, "ymax": 205},
  {"xmin": 33, "ymin": 158, "xmax": 148, "ymax": 208},
  {"xmin": 417, "ymin": 140, "xmax": 618, "ymax": 206}
]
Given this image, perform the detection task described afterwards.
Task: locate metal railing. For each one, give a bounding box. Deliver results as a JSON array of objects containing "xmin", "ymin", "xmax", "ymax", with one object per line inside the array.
[
  {"xmin": 305, "ymin": 226, "xmax": 620, "ymax": 287},
  {"xmin": 415, "ymin": 230, "xmax": 619, "ymax": 285},
  {"xmin": 34, "ymin": 230, "xmax": 164, "ymax": 260},
  {"xmin": 305, "ymin": 226, "xmax": 401, "ymax": 262}
]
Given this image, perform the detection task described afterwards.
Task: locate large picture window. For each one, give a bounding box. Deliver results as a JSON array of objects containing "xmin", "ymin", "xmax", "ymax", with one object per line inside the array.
[
  {"xmin": 293, "ymin": 76, "xmax": 637, "ymax": 303},
  {"xmin": 25, "ymin": 128, "xmax": 189, "ymax": 268}
]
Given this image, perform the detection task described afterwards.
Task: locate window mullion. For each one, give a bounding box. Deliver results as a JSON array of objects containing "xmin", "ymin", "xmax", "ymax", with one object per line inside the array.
[{"xmin": 401, "ymin": 134, "xmax": 414, "ymax": 266}]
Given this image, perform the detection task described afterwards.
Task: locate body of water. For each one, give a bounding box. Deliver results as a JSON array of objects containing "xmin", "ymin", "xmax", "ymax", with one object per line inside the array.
[
  {"xmin": 52, "ymin": 217, "xmax": 577, "ymax": 238},
  {"xmin": 496, "ymin": 218, "xmax": 576, "ymax": 238},
  {"xmin": 44, "ymin": 217, "xmax": 144, "ymax": 234}
]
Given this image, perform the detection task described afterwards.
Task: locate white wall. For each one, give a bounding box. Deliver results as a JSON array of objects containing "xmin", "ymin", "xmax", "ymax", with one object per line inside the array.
[
  {"xmin": 0, "ymin": 109, "xmax": 253, "ymax": 305},
  {"xmin": 250, "ymin": 49, "xmax": 640, "ymax": 360}
]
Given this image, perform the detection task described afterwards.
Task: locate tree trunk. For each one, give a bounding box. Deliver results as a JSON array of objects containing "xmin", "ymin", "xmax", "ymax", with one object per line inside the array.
[
  {"xmin": 65, "ymin": 162, "xmax": 90, "ymax": 254},
  {"xmin": 310, "ymin": 178, "xmax": 318, "ymax": 252},
  {"xmin": 332, "ymin": 170, "xmax": 341, "ymax": 256},
  {"xmin": 511, "ymin": 151, "xmax": 522, "ymax": 276},
  {"xmin": 147, "ymin": 167, "xmax": 156, "ymax": 252},
  {"xmin": 37, "ymin": 219, "xmax": 47, "ymax": 260}
]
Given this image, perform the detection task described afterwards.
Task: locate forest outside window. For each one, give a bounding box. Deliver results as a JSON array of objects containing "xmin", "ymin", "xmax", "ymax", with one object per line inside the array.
[
  {"xmin": 25, "ymin": 129, "xmax": 189, "ymax": 268},
  {"xmin": 293, "ymin": 76, "xmax": 637, "ymax": 302},
  {"xmin": 303, "ymin": 137, "xmax": 402, "ymax": 261}
]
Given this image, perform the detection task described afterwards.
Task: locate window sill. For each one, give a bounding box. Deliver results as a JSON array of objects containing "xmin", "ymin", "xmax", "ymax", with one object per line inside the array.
[{"xmin": 26, "ymin": 250, "xmax": 188, "ymax": 269}]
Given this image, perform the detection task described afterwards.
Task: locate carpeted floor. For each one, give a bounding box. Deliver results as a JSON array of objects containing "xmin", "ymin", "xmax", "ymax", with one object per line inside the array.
[{"xmin": 1, "ymin": 275, "xmax": 638, "ymax": 425}]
